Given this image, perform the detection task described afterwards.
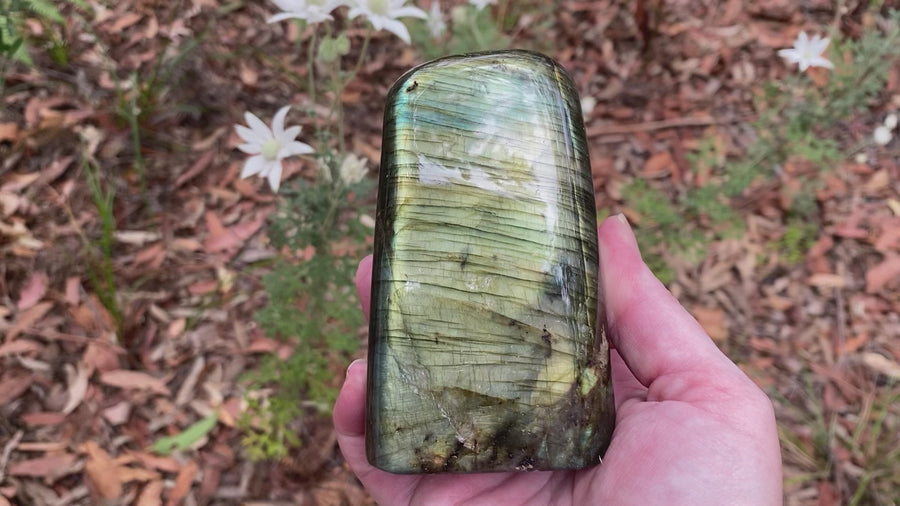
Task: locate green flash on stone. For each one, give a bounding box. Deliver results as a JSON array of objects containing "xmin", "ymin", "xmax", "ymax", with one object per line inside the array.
[{"xmin": 367, "ymin": 50, "xmax": 615, "ymax": 474}]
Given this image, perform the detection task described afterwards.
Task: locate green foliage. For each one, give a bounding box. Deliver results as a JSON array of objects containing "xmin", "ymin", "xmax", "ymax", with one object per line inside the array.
[
  {"xmin": 239, "ymin": 159, "xmax": 372, "ymax": 460},
  {"xmin": 151, "ymin": 411, "xmax": 219, "ymax": 455},
  {"xmin": 775, "ymin": 218, "xmax": 818, "ymax": 265},
  {"xmin": 83, "ymin": 159, "xmax": 122, "ymax": 327},
  {"xmin": 409, "ymin": 4, "xmax": 510, "ymax": 60},
  {"xmin": 624, "ymin": 14, "xmax": 900, "ymax": 280},
  {"xmin": 113, "ymin": 36, "xmax": 202, "ymax": 126},
  {"xmin": 240, "ymin": 394, "xmax": 302, "ymax": 461},
  {"xmin": 317, "ymin": 34, "xmax": 351, "ymax": 63},
  {"xmin": 0, "ymin": 0, "xmax": 64, "ymax": 65},
  {"xmin": 845, "ymin": 385, "xmax": 900, "ymax": 505}
]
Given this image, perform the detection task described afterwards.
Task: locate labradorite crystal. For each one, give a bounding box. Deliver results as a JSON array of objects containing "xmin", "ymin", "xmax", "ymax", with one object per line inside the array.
[{"xmin": 367, "ymin": 50, "xmax": 615, "ymax": 474}]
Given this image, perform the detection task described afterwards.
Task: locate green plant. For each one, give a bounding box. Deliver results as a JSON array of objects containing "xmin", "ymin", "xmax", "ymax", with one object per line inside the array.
[
  {"xmin": 775, "ymin": 217, "xmax": 818, "ymax": 265},
  {"xmin": 82, "ymin": 159, "xmax": 122, "ymax": 327},
  {"xmin": 624, "ymin": 12, "xmax": 900, "ymax": 279},
  {"xmin": 845, "ymin": 386, "xmax": 900, "ymax": 505},
  {"xmin": 0, "ymin": 0, "xmax": 62, "ymax": 64},
  {"xmin": 0, "ymin": 0, "xmax": 71, "ymax": 100},
  {"xmin": 409, "ymin": 3, "xmax": 510, "ymax": 60},
  {"xmin": 238, "ymin": 149, "xmax": 373, "ymax": 460}
]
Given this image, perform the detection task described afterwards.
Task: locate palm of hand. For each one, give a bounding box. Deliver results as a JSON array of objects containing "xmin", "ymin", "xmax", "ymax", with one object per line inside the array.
[{"xmin": 335, "ymin": 217, "xmax": 781, "ymax": 505}]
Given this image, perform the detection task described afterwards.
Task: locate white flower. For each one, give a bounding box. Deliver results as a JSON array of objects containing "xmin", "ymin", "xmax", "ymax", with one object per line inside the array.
[
  {"xmin": 777, "ymin": 32, "xmax": 834, "ymax": 72},
  {"xmin": 450, "ymin": 5, "xmax": 468, "ymax": 25},
  {"xmin": 267, "ymin": 0, "xmax": 345, "ymax": 24},
  {"xmin": 874, "ymin": 125, "xmax": 893, "ymax": 146},
  {"xmin": 348, "ymin": 0, "xmax": 427, "ymax": 45},
  {"xmin": 884, "ymin": 113, "xmax": 898, "ymax": 130},
  {"xmin": 427, "ymin": 1, "xmax": 446, "ymax": 39},
  {"xmin": 580, "ymin": 96, "xmax": 597, "ymax": 116},
  {"xmin": 235, "ymin": 106, "xmax": 314, "ymax": 192},
  {"xmin": 339, "ymin": 153, "xmax": 368, "ymax": 184},
  {"xmin": 468, "ymin": 0, "xmax": 496, "ymax": 9}
]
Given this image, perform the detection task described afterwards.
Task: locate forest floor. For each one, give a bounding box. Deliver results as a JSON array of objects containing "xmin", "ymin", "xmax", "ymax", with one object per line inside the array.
[{"xmin": 1, "ymin": 0, "xmax": 899, "ymax": 504}]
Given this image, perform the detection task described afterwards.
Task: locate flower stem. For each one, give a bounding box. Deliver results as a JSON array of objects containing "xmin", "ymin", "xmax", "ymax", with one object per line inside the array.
[
  {"xmin": 348, "ymin": 27, "xmax": 373, "ymax": 84},
  {"xmin": 469, "ymin": 13, "xmax": 487, "ymax": 49},
  {"xmin": 307, "ymin": 28, "xmax": 318, "ymax": 116},
  {"xmin": 495, "ymin": 0, "xmax": 507, "ymax": 33}
]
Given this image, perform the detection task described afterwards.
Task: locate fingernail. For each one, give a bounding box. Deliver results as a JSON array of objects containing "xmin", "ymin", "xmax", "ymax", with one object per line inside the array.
[
  {"xmin": 614, "ymin": 213, "xmax": 628, "ymax": 226},
  {"xmin": 347, "ymin": 358, "xmax": 366, "ymax": 377}
]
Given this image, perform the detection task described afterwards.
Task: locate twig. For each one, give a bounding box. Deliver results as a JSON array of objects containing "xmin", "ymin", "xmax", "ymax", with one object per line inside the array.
[
  {"xmin": 0, "ymin": 430, "xmax": 24, "ymax": 483},
  {"xmin": 586, "ymin": 115, "xmax": 722, "ymax": 137}
]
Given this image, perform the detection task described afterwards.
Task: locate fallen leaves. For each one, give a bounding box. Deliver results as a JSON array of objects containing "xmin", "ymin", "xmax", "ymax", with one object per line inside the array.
[
  {"xmin": 7, "ymin": 454, "xmax": 78, "ymax": 480},
  {"xmin": 0, "ymin": 122, "xmax": 19, "ymax": 143},
  {"xmin": 61, "ymin": 364, "xmax": 90, "ymax": 414},
  {"xmin": 860, "ymin": 352, "xmax": 900, "ymax": 380},
  {"xmin": 203, "ymin": 211, "xmax": 268, "ymax": 254},
  {"xmin": 0, "ymin": 372, "xmax": 33, "ymax": 406},
  {"xmin": 6, "ymin": 301, "xmax": 54, "ymax": 341},
  {"xmin": 0, "ymin": 340, "xmax": 42, "ymax": 358},
  {"xmin": 15, "ymin": 272, "xmax": 48, "ymax": 311},
  {"xmin": 865, "ymin": 255, "xmax": 900, "ymax": 292},
  {"xmin": 167, "ymin": 460, "xmax": 198, "ymax": 506},
  {"xmin": 691, "ymin": 305, "xmax": 728, "ymax": 342},
  {"xmin": 100, "ymin": 370, "xmax": 171, "ymax": 396},
  {"xmin": 82, "ymin": 442, "xmax": 123, "ymax": 500}
]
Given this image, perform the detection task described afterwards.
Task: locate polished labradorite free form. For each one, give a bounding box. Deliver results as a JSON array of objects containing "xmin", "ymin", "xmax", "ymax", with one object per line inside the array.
[{"xmin": 367, "ymin": 50, "xmax": 615, "ymax": 474}]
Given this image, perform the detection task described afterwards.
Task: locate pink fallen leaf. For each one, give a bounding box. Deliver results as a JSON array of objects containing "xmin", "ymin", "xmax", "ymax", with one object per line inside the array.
[
  {"xmin": 19, "ymin": 412, "xmax": 66, "ymax": 426},
  {"xmin": 134, "ymin": 243, "xmax": 166, "ymax": 266},
  {"xmin": 204, "ymin": 213, "xmax": 266, "ymax": 253},
  {"xmin": 83, "ymin": 343, "xmax": 121, "ymax": 372},
  {"xmin": 167, "ymin": 460, "xmax": 198, "ymax": 506},
  {"xmin": 0, "ymin": 122, "xmax": 19, "ymax": 142},
  {"xmin": 116, "ymin": 466, "xmax": 160, "ymax": 483},
  {"xmin": 861, "ymin": 352, "xmax": 900, "ymax": 380},
  {"xmin": 0, "ymin": 373, "xmax": 33, "ymax": 405},
  {"xmin": 8, "ymin": 454, "xmax": 78, "ymax": 478},
  {"xmin": 175, "ymin": 149, "xmax": 215, "ymax": 188},
  {"xmin": 187, "ymin": 279, "xmax": 218, "ymax": 295},
  {"xmin": 35, "ymin": 156, "xmax": 74, "ymax": 187},
  {"xmin": 81, "ymin": 441, "xmax": 123, "ymax": 500},
  {"xmin": 102, "ymin": 401, "xmax": 132, "ymax": 425},
  {"xmin": 0, "ymin": 339, "xmax": 42, "ymax": 357},
  {"xmin": 204, "ymin": 211, "xmax": 227, "ymax": 240},
  {"xmin": 7, "ymin": 301, "xmax": 54, "ymax": 340},
  {"xmin": 135, "ymin": 480, "xmax": 164, "ymax": 506},
  {"xmin": 100, "ymin": 370, "xmax": 170, "ymax": 396},
  {"xmin": 866, "ymin": 256, "xmax": 900, "ymax": 292},
  {"xmin": 106, "ymin": 12, "xmax": 142, "ymax": 33},
  {"xmin": 62, "ymin": 364, "xmax": 90, "ymax": 414},
  {"xmin": 807, "ymin": 273, "xmax": 847, "ymax": 289},
  {"xmin": 65, "ymin": 277, "xmax": 81, "ymax": 305},
  {"xmin": 691, "ymin": 306, "xmax": 728, "ymax": 343},
  {"xmin": 17, "ymin": 271, "xmax": 49, "ymax": 310}
]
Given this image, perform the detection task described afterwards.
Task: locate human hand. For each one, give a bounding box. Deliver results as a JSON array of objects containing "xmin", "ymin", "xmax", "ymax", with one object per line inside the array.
[{"xmin": 334, "ymin": 214, "xmax": 782, "ymax": 505}]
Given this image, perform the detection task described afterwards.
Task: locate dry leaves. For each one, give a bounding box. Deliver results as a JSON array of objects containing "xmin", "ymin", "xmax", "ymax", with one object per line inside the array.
[
  {"xmin": 15, "ymin": 272, "xmax": 48, "ymax": 311},
  {"xmin": 82, "ymin": 442, "xmax": 123, "ymax": 500},
  {"xmin": 100, "ymin": 370, "xmax": 171, "ymax": 396}
]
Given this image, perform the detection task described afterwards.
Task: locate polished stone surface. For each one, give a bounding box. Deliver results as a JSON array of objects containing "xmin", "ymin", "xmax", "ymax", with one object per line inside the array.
[{"xmin": 367, "ymin": 50, "xmax": 615, "ymax": 474}]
